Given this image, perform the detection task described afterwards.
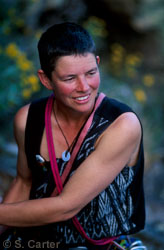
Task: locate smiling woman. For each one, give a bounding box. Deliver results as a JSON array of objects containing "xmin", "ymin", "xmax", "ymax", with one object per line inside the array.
[
  {"xmin": 38, "ymin": 53, "xmax": 100, "ymax": 117},
  {"xmin": 0, "ymin": 22, "xmax": 146, "ymax": 250}
]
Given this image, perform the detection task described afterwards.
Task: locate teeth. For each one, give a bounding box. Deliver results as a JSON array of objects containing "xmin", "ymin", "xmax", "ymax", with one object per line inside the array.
[{"xmin": 76, "ymin": 95, "xmax": 89, "ymax": 101}]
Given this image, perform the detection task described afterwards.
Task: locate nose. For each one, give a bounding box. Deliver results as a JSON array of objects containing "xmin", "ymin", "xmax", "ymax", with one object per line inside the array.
[{"xmin": 76, "ymin": 76, "xmax": 90, "ymax": 92}]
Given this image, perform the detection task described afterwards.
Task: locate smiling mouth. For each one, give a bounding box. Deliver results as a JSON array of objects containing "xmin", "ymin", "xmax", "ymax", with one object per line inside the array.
[{"xmin": 74, "ymin": 95, "xmax": 90, "ymax": 101}]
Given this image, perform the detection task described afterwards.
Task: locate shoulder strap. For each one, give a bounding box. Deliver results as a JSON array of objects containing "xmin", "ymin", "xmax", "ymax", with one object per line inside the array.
[
  {"xmin": 45, "ymin": 93, "xmax": 117, "ymax": 245},
  {"xmin": 96, "ymin": 97, "xmax": 133, "ymax": 122},
  {"xmin": 45, "ymin": 93, "xmax": 105, "ymax": 194},
  {"xmin": 25, "ymin": 97, "xmax": 48, "ymax": 169}
]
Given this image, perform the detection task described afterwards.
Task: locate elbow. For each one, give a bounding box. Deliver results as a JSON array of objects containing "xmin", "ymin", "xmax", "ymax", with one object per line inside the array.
[
  {"xmin": 60, "ymin": 207, "xmax": 80, "ymax": 221},
  {"xmin": 50, "ymin": 196, "xmax": 81, "ymax": 223},
  {"xmin": 59, "ymin": 199, "xmax": 81, "ymax": 221}
]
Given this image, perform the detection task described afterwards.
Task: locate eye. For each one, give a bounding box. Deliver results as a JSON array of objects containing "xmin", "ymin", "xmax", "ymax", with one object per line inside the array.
[
  {"xmin": 87, "ymin": 69, "xmax": 97, "ymax": 76},
  {"xmin": 63, "ymin": 76, "xmax": 75, "ymax": 82}
]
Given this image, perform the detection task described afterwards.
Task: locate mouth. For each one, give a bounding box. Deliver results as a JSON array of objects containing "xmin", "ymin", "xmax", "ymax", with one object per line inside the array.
[{"xmin": 74, "ymin": 94, "xmax": 90, "ymax": 101}]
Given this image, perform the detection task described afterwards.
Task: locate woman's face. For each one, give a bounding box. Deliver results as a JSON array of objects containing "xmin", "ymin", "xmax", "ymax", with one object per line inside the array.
[{"xmin": 50, "ymin": 53, "xmax": 100, "ymax": 116}]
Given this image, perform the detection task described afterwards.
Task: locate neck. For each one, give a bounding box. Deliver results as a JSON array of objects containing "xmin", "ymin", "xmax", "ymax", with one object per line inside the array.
[
  {"xmin": 52, "ymin": 100, "xmax": 95, "ymax": 162},
  {"xmin": 53, "ymin": 102, "xmax": 93, "ymax": 127}
]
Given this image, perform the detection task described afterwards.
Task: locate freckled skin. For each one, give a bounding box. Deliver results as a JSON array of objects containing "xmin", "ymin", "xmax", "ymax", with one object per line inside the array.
[
  {"xmin": 46, "ymin": 53, "xmax": 100, "ymax": 119},
  {"xmin": 0, "ymin": 52, "xmax": 142, "ymax": 230}
]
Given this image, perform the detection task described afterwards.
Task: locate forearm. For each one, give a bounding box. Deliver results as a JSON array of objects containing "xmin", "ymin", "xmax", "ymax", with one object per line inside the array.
[
  {"xmin": 0, "ymin": 196, "xmax": 73, "ymax": 227},
  {"xmin": 0, "ymin": 177, "xmax": 32, "ymax": 232},
  {"xmin": 2, "ymin": 177, "xmax": 31, "ymax": 204}
]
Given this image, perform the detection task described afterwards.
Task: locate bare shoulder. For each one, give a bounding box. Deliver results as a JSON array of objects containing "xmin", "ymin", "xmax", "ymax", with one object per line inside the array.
[
  {"xmin": 112, "ymin": 112, "xmax": 142, "ymax": 137},
  {"xmin": 14, "ymin": 104, "xmax": 32, "ymax": 179},
  {"xmin": 96, "ymin": 111, "xmax": 142, "ymax": 146},
  {"xmin": 14, "ymin": 104, "xmax": 30, "ymax": 145},
  {"xmin": 95, "ymin": 112, "xmax": 142, "ymax": 169},
  {"xmin": 14, "ymin": 104, "xmax": 30, "ymax": 130},
  {"xmin": 115, "ymin": 112, "xmax": 142, "ymax": 166},
  {"xmin": 95, "ymin": 112, "xmax": 142, "ymax": 167},
  {"xmin": 106, "ymin": 111, "xmax": 142, "ymax": 150}
]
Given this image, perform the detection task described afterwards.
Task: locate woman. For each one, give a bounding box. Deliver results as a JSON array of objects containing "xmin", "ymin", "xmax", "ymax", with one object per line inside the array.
[{"xmin": 0, "ymin": 22, "xmax": 146, "ymax": 249}]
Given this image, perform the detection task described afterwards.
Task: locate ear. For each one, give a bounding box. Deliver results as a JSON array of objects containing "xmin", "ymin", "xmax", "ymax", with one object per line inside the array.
[
  {"xmin": 96, "ymin": 56, "xmax": 100, "ymax": 65},
  {"xmin": 37, "ymin": 69, "xmax": 53, "ymax": 90}
]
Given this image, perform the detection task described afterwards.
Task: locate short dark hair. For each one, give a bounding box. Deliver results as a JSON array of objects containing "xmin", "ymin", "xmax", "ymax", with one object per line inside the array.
[{"xmin": 37, "ymin": 22, "xmax": 96, "ymax": 79}]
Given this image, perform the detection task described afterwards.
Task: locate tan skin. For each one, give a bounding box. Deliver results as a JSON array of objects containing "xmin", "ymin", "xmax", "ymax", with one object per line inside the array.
[{"xmin": 0, "ymin": 53, "xmax": 141, "ymax": 228}]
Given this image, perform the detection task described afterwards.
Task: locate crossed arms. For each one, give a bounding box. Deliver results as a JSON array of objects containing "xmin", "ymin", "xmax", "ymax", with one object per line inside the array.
[{"xmin": 0, "ymin": 105, "xmax": 141, "ymax": 228}]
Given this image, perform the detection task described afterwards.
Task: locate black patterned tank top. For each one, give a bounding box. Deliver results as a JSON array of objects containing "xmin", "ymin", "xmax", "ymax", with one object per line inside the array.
[{"xmin": 24, "ymin": 94, "xmax": 145, "ymax": 244}]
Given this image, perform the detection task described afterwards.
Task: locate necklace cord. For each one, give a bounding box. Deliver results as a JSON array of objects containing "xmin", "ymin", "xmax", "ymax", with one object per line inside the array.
[
  {"xmin": 45, "ymin": 93, "xmax": 117, "ymax": 245},
  {"xmin": 50, "ymin": 93, "xmax": 105, "ymax": 195},
  {"xmin": 53, "ymin": 102, "xmax": 95, "ymax": 157},
  {"xmin": 53, "ymin": 106, "xmax": 70, "ymax": 155}
]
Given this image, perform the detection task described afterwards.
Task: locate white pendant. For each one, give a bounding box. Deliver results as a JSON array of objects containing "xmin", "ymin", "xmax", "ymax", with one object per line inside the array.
[{"xmin": 62, "ymin": 150, "xmax": 71, "ymax": 162}]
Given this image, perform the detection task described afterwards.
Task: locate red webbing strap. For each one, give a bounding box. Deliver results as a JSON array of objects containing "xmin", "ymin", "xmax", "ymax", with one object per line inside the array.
[
  {"xmin": 50, "ymin": 93, "xmax": 105, "ymax": 197},
  {"xmin": 45, "ymin": 94, "xmax": 63, "ymax": 193},
  {"xmin": 45, "ymin": 93, "xmax": 117, "ymax": 245}
]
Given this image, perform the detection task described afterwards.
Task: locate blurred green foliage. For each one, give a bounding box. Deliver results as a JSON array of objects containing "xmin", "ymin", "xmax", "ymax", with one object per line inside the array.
[
  {"xmin": 0, "ymin": 0, "xmax": 164, "ymax": 157},
  {"xmin": 84, "ymin": 15, "xmax": 164, "ymax": 154},
  {"xmin": 0, "ymin": 0, "xmax": 46, "ymax": 136}
]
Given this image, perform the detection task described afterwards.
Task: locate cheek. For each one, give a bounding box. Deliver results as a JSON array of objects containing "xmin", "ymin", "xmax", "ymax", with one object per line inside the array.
[
  {"xmin": 56, "ymin": 84, "xmax": 74, "ymax": 96},
  {"xmin": 91, "ymin": 75, "xmax": 100, "ymax": 89}
]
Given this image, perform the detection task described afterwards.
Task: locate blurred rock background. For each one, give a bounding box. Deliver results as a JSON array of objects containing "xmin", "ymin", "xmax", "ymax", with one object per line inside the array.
[{"xmin": 0, "ymin": 0, "xmax": 164, "ymax": 248}]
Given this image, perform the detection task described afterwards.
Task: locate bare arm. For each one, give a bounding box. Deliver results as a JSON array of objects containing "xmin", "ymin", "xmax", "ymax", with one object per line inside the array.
[
  {"xmin": 0, "ymin": 105, "xmax": 32, "ymax": 234},
  {"xmin": 0, "ymin": 112, "xmax": 141, "ymax": 227},
  {"xmin": 2, "ymin": 105, "xmax": 32, "ymax": 204}
]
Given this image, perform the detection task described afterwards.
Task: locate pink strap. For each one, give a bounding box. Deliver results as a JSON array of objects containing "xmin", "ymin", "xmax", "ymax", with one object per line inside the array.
[
  {"xmin": 45, "ymin": 94, "xmax": 63, "ymax": 193},
  {"xmin": 45, "ymin": 93, "xmax": 117, "ymax": 245},
  {"xmin": 51, "ymin": 93, "xmax": 105, "ymax": 196}
]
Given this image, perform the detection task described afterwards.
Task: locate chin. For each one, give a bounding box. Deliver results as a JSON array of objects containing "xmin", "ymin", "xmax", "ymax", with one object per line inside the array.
[{"xmin": 76, "ymin": 103, "xmax": 95, "ymax": 114}]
